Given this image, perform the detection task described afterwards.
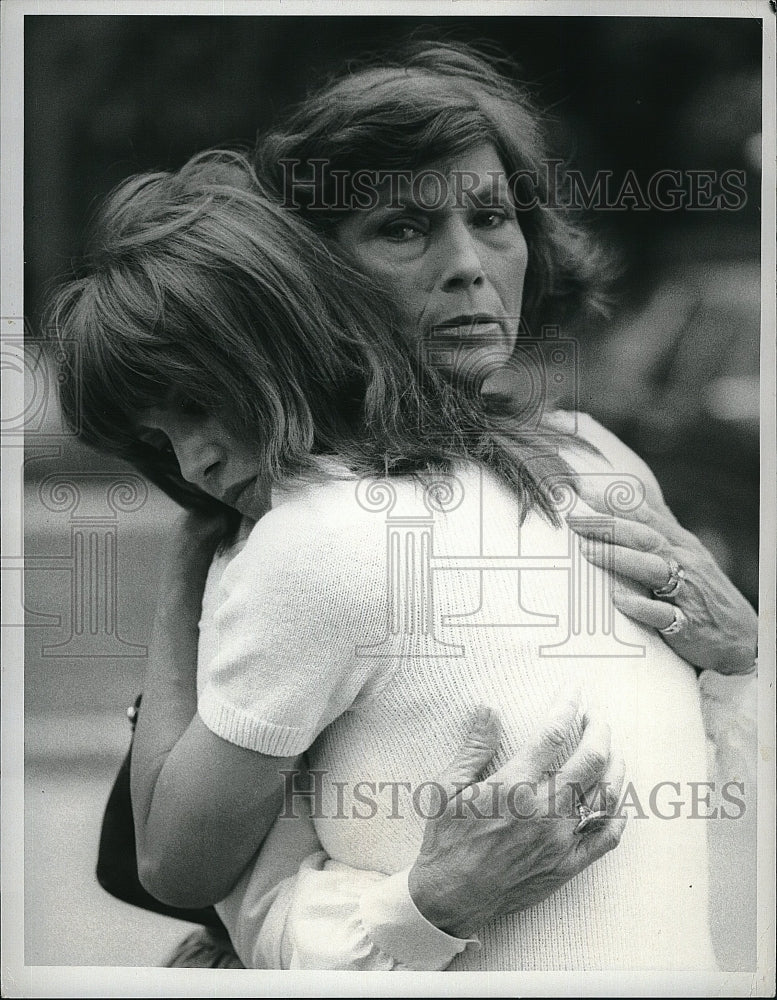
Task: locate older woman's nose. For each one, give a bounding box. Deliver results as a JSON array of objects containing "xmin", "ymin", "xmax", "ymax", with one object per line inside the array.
[{"xmin": 439, "ymin": 224, "xmax": 486, "ymax": 292}]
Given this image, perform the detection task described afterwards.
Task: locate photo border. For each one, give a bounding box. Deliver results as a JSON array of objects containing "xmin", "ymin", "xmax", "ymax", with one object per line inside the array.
[{"xmin": 2, "ymin": 1, "xmax": 774, "ymax": 996}]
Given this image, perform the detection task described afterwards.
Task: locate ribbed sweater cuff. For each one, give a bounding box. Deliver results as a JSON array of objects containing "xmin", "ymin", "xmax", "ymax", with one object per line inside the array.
[{"xmin": 198, "ymin": 687, "xmax": 313, "ymax": 756}]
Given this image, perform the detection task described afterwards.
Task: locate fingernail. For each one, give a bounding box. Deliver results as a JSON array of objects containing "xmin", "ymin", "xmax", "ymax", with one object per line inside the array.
[{"xmin": 473, "ymin": 705, "xmax": 492, "ymax": 727}]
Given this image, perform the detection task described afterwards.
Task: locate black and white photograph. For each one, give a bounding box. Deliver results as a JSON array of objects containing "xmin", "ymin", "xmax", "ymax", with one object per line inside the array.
[{"xmin": 2, "ymin": 1, "xmax": 775, "ymax": 995}]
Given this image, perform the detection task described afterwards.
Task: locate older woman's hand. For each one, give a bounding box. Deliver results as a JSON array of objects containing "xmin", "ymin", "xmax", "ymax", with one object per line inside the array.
[
  {"xmin": 407, "ymin": 692, "xmax": 626, "ymax": 938},
  {"xmin": 568, "ymin": 490, "xmax": 758, "ymax": 676}
]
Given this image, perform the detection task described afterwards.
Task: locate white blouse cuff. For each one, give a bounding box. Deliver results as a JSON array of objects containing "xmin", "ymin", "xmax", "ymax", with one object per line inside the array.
[{"xmin": 358, "ymin": 868, "xmax": 480, "ymax": 970}]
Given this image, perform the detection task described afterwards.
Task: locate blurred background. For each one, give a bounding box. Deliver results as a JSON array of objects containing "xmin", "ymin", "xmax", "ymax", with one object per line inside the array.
[{"xmin": 21, "ymin": 13, "xmax": 761, "ymax": 968}]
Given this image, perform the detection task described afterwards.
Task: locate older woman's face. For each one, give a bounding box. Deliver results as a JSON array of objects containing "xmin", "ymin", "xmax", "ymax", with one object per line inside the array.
[{"xmin": 336, "ymin": 142, "xmax": 528, "ymax": 382}]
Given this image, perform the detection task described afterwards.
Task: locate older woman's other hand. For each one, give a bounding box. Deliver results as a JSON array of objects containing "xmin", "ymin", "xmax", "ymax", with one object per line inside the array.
[
  {"xmin": 407, "ymin": 692, "xmax": 626, "ymax": 938},
  {"xmin": 569, "ymin": 490, "xmax": 758, "ymax": 676}
]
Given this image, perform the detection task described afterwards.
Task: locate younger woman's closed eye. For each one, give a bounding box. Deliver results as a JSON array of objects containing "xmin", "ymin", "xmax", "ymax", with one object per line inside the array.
[
  {"xmin": 167, "ymin": 392, "xmax": 208, "ymax": 418},
  {"xmin": 138, "ymin": 429, "xmax": 176, "ymax": 459}
]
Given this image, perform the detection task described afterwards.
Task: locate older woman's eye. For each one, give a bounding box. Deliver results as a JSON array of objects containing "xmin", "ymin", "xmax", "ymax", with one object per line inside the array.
[
  {"xmin": 381, "ymin": 218, "xmax": 427, "ymax": 242},
  {"xmin": 474, "ymin": 210, "xmax": 509, "ymax": 229}
]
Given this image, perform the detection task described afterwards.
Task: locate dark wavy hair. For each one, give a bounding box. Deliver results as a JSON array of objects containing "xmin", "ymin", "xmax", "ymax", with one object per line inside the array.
[
  {"xmin": 256, "ymin": 41, "xmax": 609, "ymax": 333},
  {"xmin": 47, "ymin": 150, "xmax": 582, "ymax": 527}
]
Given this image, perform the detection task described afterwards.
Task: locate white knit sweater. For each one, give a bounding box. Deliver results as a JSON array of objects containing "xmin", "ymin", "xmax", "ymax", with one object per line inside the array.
[{"xmin": 198, "ymin": 415, "xmax": 717, "ymax": 971}]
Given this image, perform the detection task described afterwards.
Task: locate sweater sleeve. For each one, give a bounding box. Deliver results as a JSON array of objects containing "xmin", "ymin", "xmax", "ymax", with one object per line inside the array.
[{"xmin": 198, "ymin": 492, "xmax": 391, "ymax": 757}]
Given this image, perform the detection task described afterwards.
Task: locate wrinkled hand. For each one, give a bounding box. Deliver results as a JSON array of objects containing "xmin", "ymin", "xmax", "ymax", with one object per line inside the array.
[
  {"xmin": 407, "ymin": 691, "xmax": 626, "ymax": 938},
  {"xmin": 568, "ymin": 485, "xmax": 758, "ymax": 676}
]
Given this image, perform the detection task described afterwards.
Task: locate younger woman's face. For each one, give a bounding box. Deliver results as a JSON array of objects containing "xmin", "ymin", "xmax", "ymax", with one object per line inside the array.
[
  {"xmin": 335, "ymin": 142, "xmax": 528, "ymax": 385},
  {"xmin": 136, "ymin": 404, "xmax": 267, "ymax": 518}
]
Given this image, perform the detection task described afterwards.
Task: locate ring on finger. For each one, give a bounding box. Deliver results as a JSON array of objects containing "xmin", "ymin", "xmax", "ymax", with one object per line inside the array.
[
  {"xmin": 574, "ymin": 803, "xmax": 608, "ymax": 834},
  {"xmin": 658, "ymin": 605, "xmax": 688, "ymax": 636},
  {"xmin": 652, "ymin": 557, "xmax": 686, "ymax": 598}
]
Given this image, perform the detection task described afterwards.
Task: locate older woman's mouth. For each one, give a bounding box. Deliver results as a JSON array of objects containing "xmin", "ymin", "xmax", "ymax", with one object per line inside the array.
[{"xmin": 433, "ymin": 315, "xmax": 510, "ymax": 343}]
